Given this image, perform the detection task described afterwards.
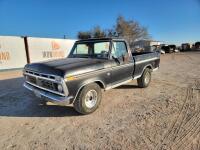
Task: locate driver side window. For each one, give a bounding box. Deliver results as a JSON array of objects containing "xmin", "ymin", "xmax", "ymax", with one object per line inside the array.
[{"xmin": 112, "ymin": 41, "xmax": 128, "ymax": 58}]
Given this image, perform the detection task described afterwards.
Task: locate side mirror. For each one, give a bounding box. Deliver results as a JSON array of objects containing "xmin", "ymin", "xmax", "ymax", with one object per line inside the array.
[{"xmin": 112, "ymin": 56, "xmax": 121, "ymax": 65}]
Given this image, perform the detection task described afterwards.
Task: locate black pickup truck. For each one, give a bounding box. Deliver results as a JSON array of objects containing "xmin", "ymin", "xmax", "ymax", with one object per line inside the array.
[{"xmin": 23, "ymin": 38, "xmax": 160, "ymax": 114}]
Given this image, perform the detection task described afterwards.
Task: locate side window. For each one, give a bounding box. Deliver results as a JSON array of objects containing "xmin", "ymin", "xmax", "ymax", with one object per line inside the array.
[{"xmin": 112, "ymin": 41, "xmax": 128, "ymax": 58}]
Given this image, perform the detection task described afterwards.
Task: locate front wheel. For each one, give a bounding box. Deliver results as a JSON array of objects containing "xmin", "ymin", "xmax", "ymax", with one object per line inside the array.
[
  {"xmin": 73, "ymin": 83, "xmax": 102, "ymax": 115},
  {"xmin": 137, "ymin": 68, "xmax": 152, "ymax": 88}
]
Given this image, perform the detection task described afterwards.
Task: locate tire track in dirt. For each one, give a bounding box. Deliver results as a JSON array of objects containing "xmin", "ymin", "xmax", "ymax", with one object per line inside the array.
[
  {"xmin": 170, "ymin": 87, "xmax": 200, "ymax": 140},
  {"xmin": 171, "ymin": 83, "xmax": 200, "ymax": 150},
  {"xmin": 134, "ymin": 124, "xmax": 155, "ymax": 150},
  {"xmin": 156, "ymin": 80, "xmax": 200, "ymax": 150},
  {"xmin": 155, "ymin": 88, "xmax": 191, "ymax": 149},
  {"xmin": 173, "ymin": 115, "xmax": 200, "ymax": 150}
]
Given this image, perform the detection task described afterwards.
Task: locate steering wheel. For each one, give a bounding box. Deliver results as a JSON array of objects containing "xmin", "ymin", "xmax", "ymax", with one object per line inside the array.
[
  {"xmin": 100, "ymin": 50, "xmax": 108, "ymax": 57},
  {"xmin": 101, "ymin": 50, "xmax": 108, "ymax": 54}
]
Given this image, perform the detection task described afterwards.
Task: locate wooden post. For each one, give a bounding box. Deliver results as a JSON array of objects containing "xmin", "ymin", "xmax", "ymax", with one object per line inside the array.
[{"xmin": 24, "ymin": 36, "xmax": 30, "ymax": 64}]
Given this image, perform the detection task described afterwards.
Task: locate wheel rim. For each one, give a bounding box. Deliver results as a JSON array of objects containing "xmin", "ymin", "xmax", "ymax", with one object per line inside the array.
[
  {"xmin": 85, "ymin": 90, "xmax": 98, "ymax": 108},
  {"xmin": 144, "ymin": 72, "xmax": 150, "ymax": 84}
]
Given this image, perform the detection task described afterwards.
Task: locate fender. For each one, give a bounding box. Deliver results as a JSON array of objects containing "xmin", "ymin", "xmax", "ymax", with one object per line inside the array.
[
  {"xmin": 134, "ymin": 64, "xmax": 153, "ymax": 79},
  {"xmin": 72, "ymin": 78, "xmax": 106, "ymax": 103}
]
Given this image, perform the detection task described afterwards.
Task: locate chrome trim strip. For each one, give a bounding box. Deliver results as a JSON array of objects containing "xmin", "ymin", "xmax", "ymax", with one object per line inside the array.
[
  {"xmin": 133, "ymin": 75, "xmax": 142, "ymax": 79},
  {"xmin": 24, "ymin": 72, "xmax": 60, "ymax": 83},
  {"xmin": 26, "ymin": 81, "xmax": 65, "ymax": 96},
  {"xmin": 153, "ymin": 67, "xmax": 159, "ymax": 72},
  {"xmin": 68, "ymin": 63, "xmax": 134, "ymax": 79},
  {"xmin": 69, "ymin": 68, "xmax": 111, "ymax": 79},
  {"xmin": 105, "ymin": 78, "xmax": 133, "ymax": 90},
  {"xmin": 61, "ymin": 79, "xmax": 69, "ymax": 96},
  {"xmin": 24, "ymin": 83, "xmax": 73, "ymax": 105},
  {"xmin": 25, "ymin": 69, "xmax": 58, "ymax": 78},
  {"xmin": 112, "ymin": 62, "xmax": 134, "ymax": 69},
  {"xmin": 135, "ymin": 57, "xmax": 159, "ymax": 65}
]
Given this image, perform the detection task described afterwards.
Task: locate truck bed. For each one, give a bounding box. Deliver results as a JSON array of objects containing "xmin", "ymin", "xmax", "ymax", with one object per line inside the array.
[
  {"xmin": 132, "ymin": 51, "xmax": 160, "ymax": 78},
  {"xmin": 132, "ymin": 51, "xmax": 160, "ymax": 62}
]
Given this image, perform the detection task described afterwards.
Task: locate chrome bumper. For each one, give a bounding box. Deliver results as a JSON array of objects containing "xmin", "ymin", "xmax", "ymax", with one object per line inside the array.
[{"xmin": 24, "ymin": 82, "xmax": 73, "ymax": 105}]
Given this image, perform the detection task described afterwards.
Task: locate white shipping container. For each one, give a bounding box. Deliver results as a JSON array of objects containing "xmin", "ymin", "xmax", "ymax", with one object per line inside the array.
[
  {"xmin": 0, "ymin": 36, "xmax": 27, "ymax": 70},
  {"xmin": 27, "ymin": 37, "xmax": 76, "ymax": 63}
]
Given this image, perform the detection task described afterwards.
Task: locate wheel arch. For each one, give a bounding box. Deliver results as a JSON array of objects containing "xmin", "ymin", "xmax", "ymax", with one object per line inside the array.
[
  {"xmin": 72, "ymin": 79, "xmax": 105, "ymax": 104},
  {"xmin": 142, "ymin": 64, "xmax": 153, "ymax": 74}
]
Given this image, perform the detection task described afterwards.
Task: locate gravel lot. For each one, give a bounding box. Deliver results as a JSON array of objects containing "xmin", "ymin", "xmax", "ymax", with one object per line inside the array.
[{"xmin": 0, "ymin": 52, "xmax": 200, "ymax": 150}]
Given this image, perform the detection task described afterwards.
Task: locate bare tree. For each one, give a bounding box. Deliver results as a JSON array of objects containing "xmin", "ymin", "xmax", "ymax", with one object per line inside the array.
[
  {"xmin": 77, "ymin": 15, "xmax": 150, "ymax": 45},
  {"xmin": 78, "ymin": 26, "xmax": 106, "ymax": 39},
  {"xmin": 77, "ymin": 31, "xmax": 91, "ymax": 39},
  {"xmin": 91, "ymin": 26, "xmax": 106, "ymax": 38},
  {"xmin": 106, "ymin": 29, "xmax": 117, "ymax": 37},
  {"xmin": 115, "ymin": 16, "xmax": 150, "ymax": 47}
]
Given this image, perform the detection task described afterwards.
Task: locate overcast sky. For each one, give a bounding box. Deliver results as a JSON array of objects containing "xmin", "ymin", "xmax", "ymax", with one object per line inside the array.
[{"xmin": 0, "ymin": 0, "xmax": 199, "ymax": 45}]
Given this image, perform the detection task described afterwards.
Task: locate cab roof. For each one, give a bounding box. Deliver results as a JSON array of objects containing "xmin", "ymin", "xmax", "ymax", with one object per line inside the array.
[{"xmin": 76, "ymin": 38, "xmax": 125, "ymax": 42}]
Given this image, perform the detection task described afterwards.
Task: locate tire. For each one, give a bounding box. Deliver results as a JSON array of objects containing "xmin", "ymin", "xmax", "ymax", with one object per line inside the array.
[
  {"xmin": 73, "ymin": 83, "xmax": 102, "ymax": 115},
  {"xmin": 137, "ymin": 68, "xmax": 151, "ymax": 88}
]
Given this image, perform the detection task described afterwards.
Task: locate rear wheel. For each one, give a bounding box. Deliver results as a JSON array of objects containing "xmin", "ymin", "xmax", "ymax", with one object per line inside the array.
[
  {"xmin": 73, "ymin": 83, "xmax": 102, "ymax": 115},
  {"xmin": 137, "ymin": 68, "xmax": 151, "ymax": 88}
]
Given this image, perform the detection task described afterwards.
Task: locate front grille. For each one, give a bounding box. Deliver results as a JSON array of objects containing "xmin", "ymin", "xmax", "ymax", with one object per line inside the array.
[
  {"xmin": 24, "ymin": 70, "xmax": 64, "ymax": 95},
  {"xmin": 27, "ymin": 76, "xmax": 37, "ymax": 84},
  {"xmin": 38, "ymin": 78, "xmax": 58, "ymax": 91},
  {"xmin": 25, "ymin": 70, "xmax": 56, "ymax": 80}
]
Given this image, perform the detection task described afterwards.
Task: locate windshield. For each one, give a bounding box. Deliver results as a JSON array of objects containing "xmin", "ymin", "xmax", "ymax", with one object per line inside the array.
[{"xmin": 69, "ymin": 41, "xmax": 110, "ymax": 59}]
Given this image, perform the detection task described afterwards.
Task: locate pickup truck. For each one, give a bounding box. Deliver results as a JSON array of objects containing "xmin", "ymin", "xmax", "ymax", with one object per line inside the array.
[{"xmin": 23, "ymin": 38, "xmax": 160, "ymax": 114}]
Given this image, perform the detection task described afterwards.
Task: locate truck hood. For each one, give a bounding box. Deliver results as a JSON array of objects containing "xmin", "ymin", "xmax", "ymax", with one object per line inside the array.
[{"xmin": 24, "ymin": 58, "xmax": 109, "ymax": 77}]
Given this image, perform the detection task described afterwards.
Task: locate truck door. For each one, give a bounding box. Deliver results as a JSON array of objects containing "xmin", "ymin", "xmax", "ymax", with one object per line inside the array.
[{"xmin": 110, "ymin": 41, "xmax": 134, "ymax": 85}]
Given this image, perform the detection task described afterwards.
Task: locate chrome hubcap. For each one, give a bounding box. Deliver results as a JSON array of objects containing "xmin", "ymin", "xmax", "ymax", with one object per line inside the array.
[
  {"xmin": 85, "ymin": 90, "xmax": 98, "ymax": 108},
  {"xmin": 145, "ymin": 72, "xmax": 150, "ymax": 84}
]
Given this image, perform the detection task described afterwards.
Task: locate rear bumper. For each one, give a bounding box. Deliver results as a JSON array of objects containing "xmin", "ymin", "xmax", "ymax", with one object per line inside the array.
[{"xmin": 24, "ymin": 82, "xmax": 73, "ymax": 105}]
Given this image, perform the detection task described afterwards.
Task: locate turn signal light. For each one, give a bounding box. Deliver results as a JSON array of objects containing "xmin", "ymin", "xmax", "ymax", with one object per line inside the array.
[{"xmin": 65, "ymin": 76, "xmax": 77, "ymax": 81}]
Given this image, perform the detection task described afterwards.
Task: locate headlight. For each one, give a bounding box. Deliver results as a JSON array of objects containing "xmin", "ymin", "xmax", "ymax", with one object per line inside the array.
[{"xmin": 57, "ymin": 84, "xmax": 63, "ymax": 93}]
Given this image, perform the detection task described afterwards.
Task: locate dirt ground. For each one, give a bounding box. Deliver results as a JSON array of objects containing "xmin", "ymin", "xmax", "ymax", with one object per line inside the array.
[{"xmin": 0, "ymin": 52, "xmax": 200, "ymax": 150}]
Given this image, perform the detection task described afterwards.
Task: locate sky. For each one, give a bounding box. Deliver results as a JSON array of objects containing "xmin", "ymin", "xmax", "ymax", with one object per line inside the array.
[{"xmin": 0, "ymin": 0, "xmax": 199, "ymax": 45}]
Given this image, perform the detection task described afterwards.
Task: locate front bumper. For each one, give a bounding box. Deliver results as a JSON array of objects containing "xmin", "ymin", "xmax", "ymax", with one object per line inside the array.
[{"xmin": 24, "ymin": 82, "xmax": 73, "ymax": 105}]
